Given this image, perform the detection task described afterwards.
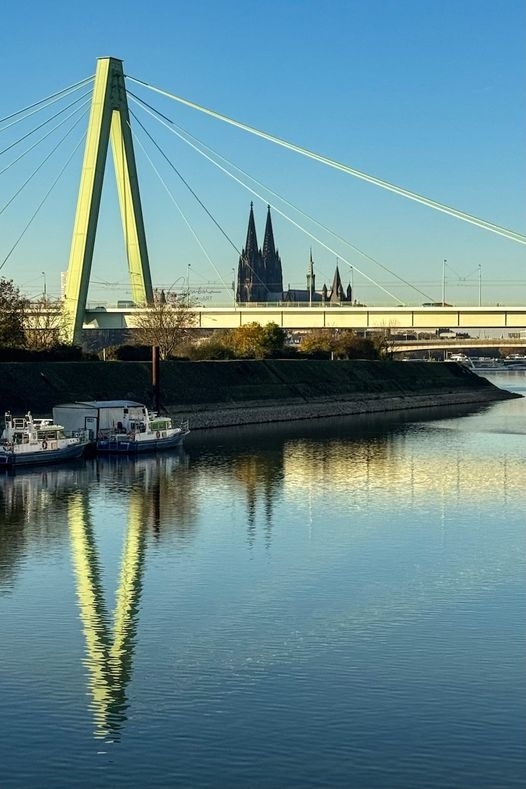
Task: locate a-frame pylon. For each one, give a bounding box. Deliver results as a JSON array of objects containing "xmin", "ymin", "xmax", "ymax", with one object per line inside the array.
[{"xmin": 64, "ymin": 57, "xmax": 153, "ymax": 344}]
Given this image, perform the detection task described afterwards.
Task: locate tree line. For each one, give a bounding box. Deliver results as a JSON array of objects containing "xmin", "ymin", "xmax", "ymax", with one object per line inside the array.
[{"xmin": 0, "ymin": 277, "xmax": 387, "ymax": 361}]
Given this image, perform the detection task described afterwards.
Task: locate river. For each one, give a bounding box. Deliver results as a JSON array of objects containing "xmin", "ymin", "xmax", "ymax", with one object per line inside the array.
[{"xmin": 0, "ymin": 373, "xmax": 524, "ymax": 789}]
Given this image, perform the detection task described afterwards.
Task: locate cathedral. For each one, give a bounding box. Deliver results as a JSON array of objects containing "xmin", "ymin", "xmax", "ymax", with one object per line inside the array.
[{"xmin": 236, "ymin": 203, "xmax": 352, "ymax": 305}]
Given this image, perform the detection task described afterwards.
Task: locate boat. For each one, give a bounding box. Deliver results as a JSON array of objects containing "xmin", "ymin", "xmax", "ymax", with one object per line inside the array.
[
  {"xmin": 95, "ymin": 408, "xmax": 189, "ymax": 455},
  {"xmin": 447, "ymin": 354, "xmax": 526, "ymax": 376},
  {"xmin": 0, "ymin": 411, "xmax": 89, "ymax": 468}
]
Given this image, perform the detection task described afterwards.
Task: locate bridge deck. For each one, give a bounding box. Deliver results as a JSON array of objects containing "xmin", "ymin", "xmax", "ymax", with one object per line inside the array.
[{"xmin": 83, "ymin": 304, "xmax": 526, "ymax": 332}]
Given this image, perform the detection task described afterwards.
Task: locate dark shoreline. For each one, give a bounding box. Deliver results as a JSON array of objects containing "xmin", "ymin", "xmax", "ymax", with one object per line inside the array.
[{"xmin": 0, "ymin": 358, "xmax": 518, "ymax": 430}]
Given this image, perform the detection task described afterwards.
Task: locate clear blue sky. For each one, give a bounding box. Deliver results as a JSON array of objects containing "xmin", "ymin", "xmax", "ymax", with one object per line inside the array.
[{"xmin": 0, "ymin": 0, "xmax": 524, "ymax": 306}]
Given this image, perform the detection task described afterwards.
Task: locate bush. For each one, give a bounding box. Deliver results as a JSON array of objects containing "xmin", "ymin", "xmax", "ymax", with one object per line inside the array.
[{"xmin": 0, "ymin": 345, "xmax": 89, "ymax": 361}]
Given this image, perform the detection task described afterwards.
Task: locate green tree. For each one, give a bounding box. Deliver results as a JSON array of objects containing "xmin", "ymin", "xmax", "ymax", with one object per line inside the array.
[
  {"xmin": 333, "ymin": 330, "xmax": 380, "ymax": 359},
  {"xmin": 0, "ymin": 277, "xmax": 29, "ymax": 348},
  {"xmin": 260, "ymin": 323, "xmax": 287, "ymax": 355}
]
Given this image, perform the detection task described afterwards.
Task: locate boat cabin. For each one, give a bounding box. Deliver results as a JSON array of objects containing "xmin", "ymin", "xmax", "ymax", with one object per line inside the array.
[{"xmin": 53, "ymin": 400, "xmax": 149, "ymax": 440}]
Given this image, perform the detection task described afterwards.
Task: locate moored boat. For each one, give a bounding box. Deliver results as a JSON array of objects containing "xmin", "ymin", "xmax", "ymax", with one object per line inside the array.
[
  {"xmin": 0, "ymin": 411, "xmax": 89, "ymax": 468},
  {"xmin": 95, "ymin": 409, "xmax": 189, "ymax": 455}
]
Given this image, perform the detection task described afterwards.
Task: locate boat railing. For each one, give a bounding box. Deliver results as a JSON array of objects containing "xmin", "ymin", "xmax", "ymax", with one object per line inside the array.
[{"xmin": 70, "ymin": 429, "xmax": 90, "ymax": 443}]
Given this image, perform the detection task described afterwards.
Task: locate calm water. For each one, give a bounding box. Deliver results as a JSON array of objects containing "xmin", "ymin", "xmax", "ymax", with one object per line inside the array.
[{"xmin": 1, "ymin": 374, "xmax": 525, "ymax": 789}]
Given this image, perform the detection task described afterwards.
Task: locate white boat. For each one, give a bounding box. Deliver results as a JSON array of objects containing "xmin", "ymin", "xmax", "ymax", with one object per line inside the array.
[
  {"xmin": 0, "ymin": 411, "xmax": 89, "ymax": 468},
  {"xmin": 448, "ymin": 355, "xmax": 506, "ymax": 373},
  {"xmin": 95, "ymin": 407, "xmax": 189, "ymax": 455}
]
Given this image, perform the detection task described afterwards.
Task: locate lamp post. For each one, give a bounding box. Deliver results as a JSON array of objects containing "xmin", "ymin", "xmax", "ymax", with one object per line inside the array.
[
  {"xmin": 442, "ymin": 259, "xmax": 447, "ymax": 306},
  {"xmin": 478, "ymin": 264, "xmax": 482, "ymax": 306},
  {"xmin": 186, "ymin": 264, "xmax": 191, "ymax": 300},
  {"xmin": 42, "ymin": 272, "xmax": 47, "ymax": 298}
]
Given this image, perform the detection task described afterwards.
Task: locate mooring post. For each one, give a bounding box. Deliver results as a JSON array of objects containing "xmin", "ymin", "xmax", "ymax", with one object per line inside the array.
[{"xmin": 152, "ymin": 345, "xmax": 160, "ymax": 413}]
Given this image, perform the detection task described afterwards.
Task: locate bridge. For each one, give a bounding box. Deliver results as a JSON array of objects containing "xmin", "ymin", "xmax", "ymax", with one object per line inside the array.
[
  {"xmin": 2, "ymin": 56, "xmax": 525, "ymax": 346},
  {"xmin": 83, "ymin": 302, "xmax": 526, "ymax": 333}
]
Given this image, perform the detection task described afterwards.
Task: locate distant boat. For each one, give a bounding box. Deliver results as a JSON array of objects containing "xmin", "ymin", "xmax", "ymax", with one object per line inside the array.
[
  {"xmin": 0, "ymin": 411, "xmax": 89, "ymax": 468},
  {"xmin": 95, "ymin": 409, "xmax": 189, "ymax": 455},
  {"xmin": 448, "ymin": 355, "xmax": 519, "ymax": 374}
]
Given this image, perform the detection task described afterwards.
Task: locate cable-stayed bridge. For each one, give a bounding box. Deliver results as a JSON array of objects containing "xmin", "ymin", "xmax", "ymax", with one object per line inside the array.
[{"xmin": 1, "ymin": 56, "xmax": 525, "ymax": 345}]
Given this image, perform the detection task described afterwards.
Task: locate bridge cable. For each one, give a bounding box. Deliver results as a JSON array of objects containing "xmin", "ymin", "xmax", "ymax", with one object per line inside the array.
[
  {"xmin": 131, "ymin": 126, "xmax": 231, "ymax": 294},
  {"xmin": 0, "ymin": 89, "xmax": 92, "ymax": 158},
  {"xmin": 0, "ymin": 97, "xmax": 91, "ymax": 177},
  {"xmin": 129, "ymin": 112, "xmax": 243, "ymax": 294},
  {"xmin": 127, "ymin": 76, "xmax": 526, "ymax": 246},
  {"xmin": 129, "ymin": 103, "xmax": 272, "ymax": 298},
  {"xmin": 0, "ymin": 108, "xmax": 88, "ymax": 218},
  {"xmin": 0, "ymin": 75, "xmax": 93, "ymax": 128},
  {"xmin": 129, "ymin": 106, "xmax": 241, "ymax": 256},
  {"xmin": 0, "ymin": 116, "xmax": 88, "ymax": 273},
  {"xmin": 129, "ymin": 94, "xmax": 401, "ymax": 303},
  {"xmin": 133, "ymin": 96, "xmax": 436, "ymax": 303}
]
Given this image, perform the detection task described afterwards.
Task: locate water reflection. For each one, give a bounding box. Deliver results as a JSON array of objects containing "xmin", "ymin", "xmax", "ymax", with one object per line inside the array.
[
  {"xmin": 67, "ymin": 452, "xmax": 189, "ymax": 740},
  {"xmin": 1, "ymin": 396, "xmax": 524, "ymax": 747},
  {"xmin": 68, "ymin": 490, "xmax": 144, "ymax": 740}
]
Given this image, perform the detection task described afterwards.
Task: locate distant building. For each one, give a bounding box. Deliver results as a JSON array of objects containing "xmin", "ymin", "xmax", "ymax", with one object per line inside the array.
[
  {"xmin": 236, "ymin": 204, "xmax": 352, "ymax": 305},
  {"xmin": 236, "ymin": 203, "xmax": 283, "ymax": 302}
]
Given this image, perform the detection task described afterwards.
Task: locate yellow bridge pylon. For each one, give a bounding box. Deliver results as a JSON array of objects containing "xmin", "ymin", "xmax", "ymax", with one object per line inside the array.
[{"xmin": 64, "ymin": 57, "xmax": 153, "ymax": 344}]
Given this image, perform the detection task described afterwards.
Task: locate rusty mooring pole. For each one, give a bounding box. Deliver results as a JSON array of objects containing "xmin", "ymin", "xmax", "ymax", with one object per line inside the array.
[{"xmin": 152, "ymin": 345, "xmax": 160, "ymax": 413}]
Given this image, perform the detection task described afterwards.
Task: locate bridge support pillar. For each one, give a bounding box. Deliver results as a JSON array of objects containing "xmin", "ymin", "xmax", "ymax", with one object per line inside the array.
[{"xmin": 64, "ymin": 57, "xmax": 153, "ymax": 345}]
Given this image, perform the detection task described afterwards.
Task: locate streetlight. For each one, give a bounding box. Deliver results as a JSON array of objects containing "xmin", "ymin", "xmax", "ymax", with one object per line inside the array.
[
  {"xmin": 186, "ymin": 264, "xmax": 191, "ymax": 299},
  {"xmin": 41, "ymin": 272, "xmax": 47, "ymax": 298},
  {"xmin": 478, "ymin": 264, "xmax": 482, "ymax": 306},
  {"xmin": 442, "ymin": 259, "xmax": 447, "ymax": 306}
]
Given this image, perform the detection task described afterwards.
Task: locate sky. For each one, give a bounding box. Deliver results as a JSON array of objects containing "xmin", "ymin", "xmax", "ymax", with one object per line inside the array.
[{"xmin": 0, "ymin": 0, "xmax": 524, "ymax": 307}]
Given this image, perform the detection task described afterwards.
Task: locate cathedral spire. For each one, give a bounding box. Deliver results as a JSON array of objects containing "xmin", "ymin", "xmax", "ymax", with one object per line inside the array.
[
  {"xmin": 261, "ymin": 204, "xmax": 283, "ymax": 297},
  {"xmin": 262, "ymin": 205, "xmax": 276, "ymax": 259},
  {"xmin": 244, "ymin": 201, "xmax": 259, "ymax": 258}
]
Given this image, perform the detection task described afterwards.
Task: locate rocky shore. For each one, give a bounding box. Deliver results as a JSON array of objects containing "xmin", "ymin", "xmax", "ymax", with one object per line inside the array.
[{"xmin": 170, "ymin": 388, "xmax": 516, "ymax": 430}]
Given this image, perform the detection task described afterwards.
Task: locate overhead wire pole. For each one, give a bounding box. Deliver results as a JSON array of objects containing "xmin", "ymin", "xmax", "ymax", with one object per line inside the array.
[{"xmin": 64, "ymin": 57, "xmax": 153, "ymax": 345}]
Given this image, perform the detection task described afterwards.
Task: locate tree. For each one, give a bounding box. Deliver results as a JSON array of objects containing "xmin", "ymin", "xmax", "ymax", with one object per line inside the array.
[
  {"xmin": 228, "ymin": 322, "xmax": 286, "ymax": 358},
  {"xmin": 0, "ymin": 277, "xmax": 29, "ymax": 348},
  {"xmin": 333, "ymin": 330, "xmax": 380, "ymax": 360},
  {"xmin": 130, "ymin": 293, "xmax": 198, "ymax": 359},
  {"xmin": 298, "ymin": 329, "xmax": 334, "ymax": 356},
  {"xmin": 260, "ymin": 323, "xmax": 287, "ymax": 355},
  {"xmin": 24, "ymin": 296, "xmax": 68, "ymax": 350},
  {"xmin": 299, "ymin": 328, "xmax": 382, "ymax": 359}
]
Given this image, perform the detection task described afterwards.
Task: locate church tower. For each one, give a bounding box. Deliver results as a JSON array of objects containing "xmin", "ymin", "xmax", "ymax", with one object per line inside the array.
[
  {"xmin": 306, "ymin": 250, "xmax": 315, "ymax": 302},
  {"xmin": 236, "ymin": 203, "xmax": 266, "ymax": 302},
  {"xmin": 236, "ymin": 203, "xmax": 283, "ymax": 303},
  {"xmin": 327, "ymin": 263, "xmax": 352, "ymax": 303},
  {"xmin": 261, "ymin": 205, "xmax": 283, "ymax": 299}
]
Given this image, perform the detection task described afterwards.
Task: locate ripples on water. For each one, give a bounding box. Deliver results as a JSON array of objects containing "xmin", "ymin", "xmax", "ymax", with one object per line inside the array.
[{"xmin": 0, "ymin": 373, "xmax": 524, "ymax": 788}]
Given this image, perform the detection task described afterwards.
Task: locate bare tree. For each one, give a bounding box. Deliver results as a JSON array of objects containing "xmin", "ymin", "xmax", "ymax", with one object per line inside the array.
[
  {"xmin": 131, "ymin": 292, "xmax": 198, "ymax": 359},
  {"xmin": 24, "ymin": 296, "xmax": 68, "ymax": 350}
]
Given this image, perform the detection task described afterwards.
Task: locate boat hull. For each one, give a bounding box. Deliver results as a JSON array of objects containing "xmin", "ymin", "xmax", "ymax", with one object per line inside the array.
[
  {"xmin": 96, "ymin": 431, "xmax": 188, "ymax": 455},
  {"xmin": 0, "ymin": 442, "xmax": 88, "ymax": 468}
]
